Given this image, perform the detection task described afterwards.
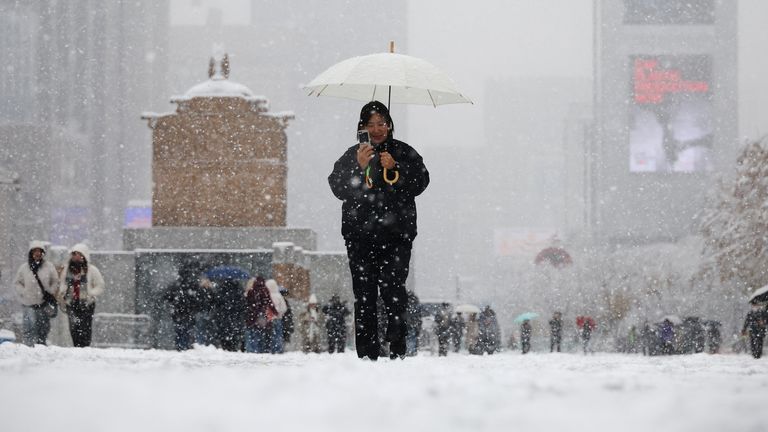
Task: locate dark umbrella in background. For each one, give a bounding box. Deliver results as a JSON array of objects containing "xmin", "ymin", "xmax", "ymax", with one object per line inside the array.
[{"xmin": 203, "ymin": 266, "xmax": 250, "ymax": 281}]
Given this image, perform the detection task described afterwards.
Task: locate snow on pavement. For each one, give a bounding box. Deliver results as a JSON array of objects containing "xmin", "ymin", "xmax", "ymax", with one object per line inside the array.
[{"xmin": 1, "ymin": 344, "xmax": 767, "ymax": 432}]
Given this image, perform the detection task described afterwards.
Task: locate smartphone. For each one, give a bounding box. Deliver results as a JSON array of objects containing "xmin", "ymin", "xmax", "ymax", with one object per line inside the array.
[{"xmin": 357, "ymin": 130, "xmax": 370, "ymax": 144}]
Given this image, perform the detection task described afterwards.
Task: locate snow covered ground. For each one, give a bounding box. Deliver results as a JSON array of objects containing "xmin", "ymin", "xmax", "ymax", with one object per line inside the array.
[{"xmin": 1, "ymin": 344, "xmax": 767, "ymax": 432}]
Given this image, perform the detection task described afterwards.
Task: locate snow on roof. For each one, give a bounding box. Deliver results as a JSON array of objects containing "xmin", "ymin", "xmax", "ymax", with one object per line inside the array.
[{"xmin": 170, "ymin": 77, "xmax": 268, "ymax": 103}]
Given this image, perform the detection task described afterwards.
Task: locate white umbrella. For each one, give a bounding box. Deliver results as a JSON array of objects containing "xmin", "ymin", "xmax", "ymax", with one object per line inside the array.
[
  {"xmin": 304, "ymin": 41, "xmax": 472, "ymax": 108},
  {"xmin": 748, "ymin": 284, "xmax": 768, "ymax": 303},
  {"xmin": 454, "ymin": 304, "xmax": 481, "ymax": 314}
]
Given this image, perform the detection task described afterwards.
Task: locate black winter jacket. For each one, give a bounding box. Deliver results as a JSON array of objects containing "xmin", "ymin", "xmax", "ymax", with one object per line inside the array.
[{"xmin": 328, "ymin": 138, "xmax": 429, "ymax": 243}]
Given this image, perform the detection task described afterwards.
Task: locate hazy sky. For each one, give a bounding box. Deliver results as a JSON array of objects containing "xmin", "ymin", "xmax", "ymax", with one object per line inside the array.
[
  {"xmin": 406, "ymin": 0, "xmax": 768, "ymax": 148},
  {"xmin": 406, "ymin": 0, "xmax": 593, "ymax": 149}
]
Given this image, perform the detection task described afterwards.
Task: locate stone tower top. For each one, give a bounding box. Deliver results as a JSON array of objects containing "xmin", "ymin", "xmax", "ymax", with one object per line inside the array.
[{"xmin": 141, "ymin": 56, "xmax": 294, "ymax": 228}]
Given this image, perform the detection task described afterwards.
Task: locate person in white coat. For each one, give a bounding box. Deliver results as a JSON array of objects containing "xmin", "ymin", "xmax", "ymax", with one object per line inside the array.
[
  {"xmin": 58, "ymin": 243, "xmax": 105, "ymax": 347},
  {"xmin": 265, "ymin": 279, "xmax": 288, "ymax": 353},
  {"xmin": 13, "ymin": 240, "xmax": 60, "ymax": 346}
]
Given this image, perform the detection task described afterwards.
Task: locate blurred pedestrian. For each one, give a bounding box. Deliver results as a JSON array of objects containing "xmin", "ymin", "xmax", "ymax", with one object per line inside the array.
[
  {"xmin": 581, "ymin": 317, "xmax": 594, "ymax": 354},
  {"xmin": 58, "ymin": 243, "xmax": 105, "ymax": 347},
  {"xmin": 434, "ymin": 304, "xmax": 452, "ymax": 356},
  {"xmin": 705, "ymin": 320, "xmax": 721, "ymax": 354},
  {"xmin": 279, "ymin": 286, "xmax": 295, "ymax": 345},
  {"xmin": 299, "ymin": 295, "xmax": 324, "ymax": 353},
  {"xmin": 451, "ymin": 312, "xmax": 465, "ymax": 353},
  {"xmin": 322, "ymin": 294, "xmax": 350, "ymax": 354},
  {"xmin": 265, "ymin": 279, "xmax": 288, "ymax": 353},
  {"xmin": 477, "ymin": 306, "xmax": 500, "ymax": 355},
  {"xmin": 640, "ymin": 320, "xmax": 651, "ymax": 355},
  {"xmin": 466, "ymin": 313, "xmax": 480, "ymax": 354},
  {"xmin": 549, "ymin": 311, "xmax": 563, "ymax": 352},
  {"xmin": 405, "ymin": 290, "xmax": 421, "ymax": 356},
  {"xmin": 741, "ymin": 305, "xmax": 767, "ymax": 359},
  {"xmin": 13, "ymin": 240, "xmax": 59, "ymax": 346},
  {"xmin": 244, "ymin": 276, "xmax": 276, "ymax": 353},
  {"xmin": 660, "ymin": 319, "xmax": 675, "ymax": 355},
  {"xmin": 163, "ymin": 262, "xmax": 206, "ymax": 350},
  {"xmin": 213, "ymin": 277, "xmax": 246, "ymax": 352},
  {"xmin": 627, "ymin": 325, "xmax": 638, "ymax": 353},
  {"xmin": 520, "ymin": 319, "xmax": 532, "ymax": 354}
]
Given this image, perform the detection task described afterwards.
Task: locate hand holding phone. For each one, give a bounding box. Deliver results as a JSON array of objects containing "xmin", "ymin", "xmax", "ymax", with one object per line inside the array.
[{"xmin": 357, "ymin": 142, "xmax": 374, "ymax": 169}]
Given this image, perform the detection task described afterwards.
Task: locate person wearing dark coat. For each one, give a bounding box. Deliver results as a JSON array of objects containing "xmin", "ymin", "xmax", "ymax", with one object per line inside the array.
[
  {"xmin": 322, "ymin": 295, "xmax": 350, "ymax": 353},
  {"xmin": 742, "ymin": 306, "xmax": 768, "ymax": 359},
  {"xmin": 163, "ymin": 262, "xmax": 206, "ymax": 350},
  {"xmin": 212, "ymin": 278, "xmax": 246, "ymax": 351},
  {"xmin": 660, "ymin": 319, "xmax": 675, "ymax": 355},
  {"xmin": 477, "ymin": 306, "xmax": 500, "ymax": 355},
  {"xmin": 520, "ymin": 320, "xmax": 532, "ymax": 354},
  {"xmin": 549, "ymin": 311, "xmax": 563, "ymax": 353},
  {"xmin": 705, "ymin": 320, "xmax": 721, "ymax": 354},
  {"xmin": 328, "ymin": 101, "xmax": 430, "ymax": 360}
]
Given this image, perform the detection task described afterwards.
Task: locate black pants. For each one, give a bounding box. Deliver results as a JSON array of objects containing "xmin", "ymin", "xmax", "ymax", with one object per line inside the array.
[
  {"xmin": 327, "ymin": 326, "xmax": 346, "ymax": 353},
  {"xmin": 750, "ymin": 334, "xmax": 765, "ymax": 359},
  {"xmin": 67, "ymin": 301, "xmax": 95, "ymax": 347},
  {"xmin": 346, "ymin": 240, "xmax": 411, "ymax": 360},
  {"xmin": 551, "ymin": 335, "xmax": 561, "ymax": 352}
]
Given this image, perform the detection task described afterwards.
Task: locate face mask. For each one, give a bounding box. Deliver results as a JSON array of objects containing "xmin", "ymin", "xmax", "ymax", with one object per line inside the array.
[{"xmin": 69, "ymin": 261, "xmax": 85, "ymax": 272}]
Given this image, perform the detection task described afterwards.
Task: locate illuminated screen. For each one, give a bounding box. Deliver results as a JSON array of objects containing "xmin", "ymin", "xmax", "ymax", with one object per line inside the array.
[
  {"xmin": 629, "ymin": 55, "xmax": 713, "ymax": 173},
  {"xmin": 624, "ymin": 0, "xmax": 715, "ymax": 25}
]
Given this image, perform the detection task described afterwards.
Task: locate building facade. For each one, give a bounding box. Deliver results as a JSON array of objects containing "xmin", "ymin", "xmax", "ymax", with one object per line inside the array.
[{"xmin": 593, "ymin": 0, "xmax": 738, "ymax": 244}]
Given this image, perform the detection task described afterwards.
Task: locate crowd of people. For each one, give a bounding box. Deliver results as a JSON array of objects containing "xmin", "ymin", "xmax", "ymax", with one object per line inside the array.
[
  {"xmin": 160, "ymin": 264, "xmax": 361, "ymax": 355},
  {"xmin": 11, "ymin": 240, "xmax": 767, "ymax": 359}
]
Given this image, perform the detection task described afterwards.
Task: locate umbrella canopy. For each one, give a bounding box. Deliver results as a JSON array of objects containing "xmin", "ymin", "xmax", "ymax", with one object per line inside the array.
[
  {"xmin": 203, "ymin": 265, "xmax": 250, "ymax": 281},
  {"xmin": 748, "ymin": 284, "xmax": 768, "ymax": 304},
  {"xmin": 576, "ymin": 316, "xmax": 596, "ymax": 329},
  {"xmin": 454, "ymin": 304, "xmax": 481, "ymax": 314},
  {"xmin": 661, "ymin": 315, "xmax": 683, "ymax": 325},
  {"xmin": 305, "ymin": 43, "xmax": 472, "ymax": 108},
  {"xmin": 514, "ymin": 312, "xmax": 539, "ymax": 323}
]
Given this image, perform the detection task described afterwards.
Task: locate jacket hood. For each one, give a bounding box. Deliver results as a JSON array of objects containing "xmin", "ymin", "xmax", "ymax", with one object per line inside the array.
[
  {"xmin": 28, "ymin": 240, "xmax": 48, "ymax": 254},
  {"xmin": 69, "ymin": 243, "xmax": 91, "ymax": 262}
]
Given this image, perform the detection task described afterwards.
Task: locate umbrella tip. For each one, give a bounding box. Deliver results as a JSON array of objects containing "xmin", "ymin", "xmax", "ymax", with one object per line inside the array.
[{"xmin": 389, "ymin": 40, "xmax": 395, "ymax": 53}]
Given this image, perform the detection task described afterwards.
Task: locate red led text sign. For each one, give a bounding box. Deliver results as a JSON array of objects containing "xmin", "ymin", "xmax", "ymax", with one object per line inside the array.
[{"xmin": 633, "ymin": 58, "xmax": 709, "ymax": 104}]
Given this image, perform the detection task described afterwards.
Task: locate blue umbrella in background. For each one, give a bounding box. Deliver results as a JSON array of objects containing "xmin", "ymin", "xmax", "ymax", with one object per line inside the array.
[
  {"xmin": 203, "ymin": 266, "xmax": 250, "ymax": 281},
  {"xmin": 513, "ymin": 312, "xmax": 539, "ymax": 323}
]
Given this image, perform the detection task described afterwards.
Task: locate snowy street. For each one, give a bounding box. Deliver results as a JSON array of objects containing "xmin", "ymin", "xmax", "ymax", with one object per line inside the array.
[{"xmin": 1, "ymin": 344, "xmax": 767, "ymax": 432}]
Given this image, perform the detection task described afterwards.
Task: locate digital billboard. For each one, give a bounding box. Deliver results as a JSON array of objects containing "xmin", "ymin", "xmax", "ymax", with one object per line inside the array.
[
  {"xmin": 629, "ymin": 55, "xmax": 713, "ymax": 173},
  {"xmin": 624, "ymin": 0, "xmax": 715, "ymax": 25}
]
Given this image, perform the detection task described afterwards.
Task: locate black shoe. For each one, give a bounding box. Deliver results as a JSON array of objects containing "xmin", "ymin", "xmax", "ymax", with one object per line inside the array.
[{"xmin": 389, "ymin": 339, "xmax": 406, "ymax": 359}]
